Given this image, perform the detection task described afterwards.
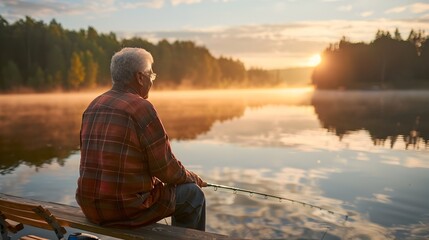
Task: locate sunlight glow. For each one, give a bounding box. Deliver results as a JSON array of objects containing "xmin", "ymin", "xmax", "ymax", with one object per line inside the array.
[
  {"xmin": 279, "ymin": 86, "xmax": 314, "ymax": 95},
  {"xmin": 308, "ymin": 54, "xmax": 322, "ymax": 66}
]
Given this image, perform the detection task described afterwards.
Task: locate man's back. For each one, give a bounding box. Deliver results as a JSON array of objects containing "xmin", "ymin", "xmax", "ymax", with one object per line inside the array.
[
  {"xmin": 76, "ymin": 48, "xmax": 206, "ymax": 231},
  {"xmin": 76, "ymin": 86, "xmax": 175, "ymax": 227}
]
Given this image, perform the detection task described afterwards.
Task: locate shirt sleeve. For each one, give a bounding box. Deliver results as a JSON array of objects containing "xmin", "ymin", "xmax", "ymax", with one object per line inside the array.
[{"xmin": 138, "ymin": 103, "xmax": 203, "ymax": 187}]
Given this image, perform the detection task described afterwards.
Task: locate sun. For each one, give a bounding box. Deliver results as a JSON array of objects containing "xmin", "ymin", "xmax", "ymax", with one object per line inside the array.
[{"xmin": 308, "ymin": 54, "xmax": 322, "ymax": 66}]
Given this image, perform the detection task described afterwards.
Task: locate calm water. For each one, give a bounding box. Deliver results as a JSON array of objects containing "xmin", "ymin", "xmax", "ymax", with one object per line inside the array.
[{"xmin": 0, "ymin": 89, "xmax": 428, "ymax": 239}]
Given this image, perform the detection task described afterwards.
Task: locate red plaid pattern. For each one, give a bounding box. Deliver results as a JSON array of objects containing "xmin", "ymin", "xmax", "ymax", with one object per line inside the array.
[{"xmin": 76, "ymin": 85, "xmax": 203, "ymax": 227}]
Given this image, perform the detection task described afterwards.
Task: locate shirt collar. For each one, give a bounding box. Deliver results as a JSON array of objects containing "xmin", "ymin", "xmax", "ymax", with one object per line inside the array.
[{"xmin": 112, "ymin": 83, "xmax": 140, "ymax": 96}]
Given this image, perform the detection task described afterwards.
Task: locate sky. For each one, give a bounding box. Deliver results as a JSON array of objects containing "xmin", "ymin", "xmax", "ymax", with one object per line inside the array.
[{"xmin": 1, "ymin": 0, "xmax": 429, "ymax": 69}]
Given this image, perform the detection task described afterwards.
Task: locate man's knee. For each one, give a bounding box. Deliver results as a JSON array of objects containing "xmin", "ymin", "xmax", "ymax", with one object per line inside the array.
[
  {"xmin": 173, "ymin": 183, "xmax": 206, "ymax": 231},
  {"xmin": 176, "ymin": 183, "xmax": 205, "ymax": 206},
  {"xmin": 187, "ymin": 183, "xmax": 205, "ymax": 200}
]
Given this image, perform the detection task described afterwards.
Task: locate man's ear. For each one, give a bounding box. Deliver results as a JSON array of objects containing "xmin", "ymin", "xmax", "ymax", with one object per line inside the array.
[
  {"xmin": 138, "ymin": 78, "xmax": 144, "ymax": 86},
  {"xmin": 135, "ymin": 72, "xmax": 144, "ymax": 86}
]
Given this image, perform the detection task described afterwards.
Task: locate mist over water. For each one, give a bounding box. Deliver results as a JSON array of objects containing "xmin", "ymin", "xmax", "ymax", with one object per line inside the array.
[{"xmin": 0, "ymin": 89, "xmax": 428, "ymax": 239}]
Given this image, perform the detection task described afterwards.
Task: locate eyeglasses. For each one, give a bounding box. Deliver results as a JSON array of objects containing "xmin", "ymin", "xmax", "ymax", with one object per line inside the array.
[{"xmin": 141, "ymin": 70, "xmax": 157, "ymax": 82}]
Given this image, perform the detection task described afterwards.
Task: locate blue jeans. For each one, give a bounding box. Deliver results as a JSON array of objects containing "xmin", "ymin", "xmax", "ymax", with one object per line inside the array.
[{"xmin": 171, "ymin": 183, "xmax": 206, "ymax": 231}]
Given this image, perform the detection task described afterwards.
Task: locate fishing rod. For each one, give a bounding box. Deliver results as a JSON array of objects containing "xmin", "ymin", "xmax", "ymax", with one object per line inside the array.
[{"xmin": 206, "ymin": 183, "xmax": 349, "ymax": 221}]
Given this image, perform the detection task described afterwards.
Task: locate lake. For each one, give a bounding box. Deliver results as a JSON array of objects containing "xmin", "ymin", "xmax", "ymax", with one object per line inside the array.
[{"xmin": 0, "ymin": 89, "xmax": 428, "ymax": 239}]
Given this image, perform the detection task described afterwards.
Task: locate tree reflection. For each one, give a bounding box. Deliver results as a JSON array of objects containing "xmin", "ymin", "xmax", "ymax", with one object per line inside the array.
[
  {"xmin": 0, "ymin": 92, "xmax": 247, "ymax": 174},
  {"xmin": 0, "ymin": 90, "xmax": 312, "ymax": 174},
  {"xmin": 311, "ymin": 90, "xmax": 429, "ymax": 149},
  {"xmin": 0, "ymin": 94, "xmax": 88, "ymax": 174},
  {"xmin": 5, "ymin": 89, "xmax": 428, "ymax": 175}
]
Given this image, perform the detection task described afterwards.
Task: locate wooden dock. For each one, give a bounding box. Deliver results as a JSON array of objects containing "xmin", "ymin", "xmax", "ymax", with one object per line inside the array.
[{"xmin": 0, "ymin": 193, "xmax": 234, "ymax": 240}]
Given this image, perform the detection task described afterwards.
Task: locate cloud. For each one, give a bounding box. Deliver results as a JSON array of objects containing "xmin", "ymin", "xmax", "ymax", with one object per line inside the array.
[
  {"xmin": 0, "ymin": 0, "xmax": 227, "ymax": 21},
  {"xmin": 171, "ymin": 0, "xmax": 202, "ymax": 6},
  {"xmin": 122, "ymin": 0, "xmax": 165, "ymax": 9},
  {"xmin": 0, "ymin": 0, "xmax": 119, "ymax": 20},
  {"xmin": 385, "ymin": 5, "xmax": 407, "ymax": 14},
  {"xmin": 170, "ymin": 0, "xmax": 232, "ymax": 6},
  {"xmin": 360, "ymin": 11, "xmax": 373, "ymax": 17},
  {"xmin": 0, "ymin": 0, "xmax": 167, "ymax": 21},
  {"xmin": 337, "ymin": 5, "xmax": 352, "ymax": 12},
  {"xmin": 119, "ymin": 18, "xmax": 429, "ymax": 68},
  {"xmin": 385, "ymin": 2, "xmax": 429, "ymax": 14},
  {"xmin": 411, "ymin": 2, "xmax": 429, "ymax": 14},
  {"xmin": 120, "ymin": 24, "xmax": 330, "ymax": 68}
]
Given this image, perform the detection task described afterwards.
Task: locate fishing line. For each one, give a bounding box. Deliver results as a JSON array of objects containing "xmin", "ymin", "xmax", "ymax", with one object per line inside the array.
[{"xmin": 206, "ymin": 183, "xmax": 349, "ymax": 221}]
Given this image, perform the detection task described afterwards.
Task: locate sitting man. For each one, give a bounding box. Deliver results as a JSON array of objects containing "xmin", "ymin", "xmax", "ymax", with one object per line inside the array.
[{"xmin": 76, "ymin": 47, "xmax": 206, "ymax": 231}]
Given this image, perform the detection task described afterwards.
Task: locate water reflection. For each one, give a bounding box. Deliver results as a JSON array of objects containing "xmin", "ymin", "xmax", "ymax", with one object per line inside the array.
[
  {"xmin": 172, "ymin": 137, "xmax": 429, "ymax": 239},
  {"xmin": 1, "ymin": 89, "xmax": 429, "ymax": 239},
  {"xmin": 311, "ymin": 90, "xmax": 429, "ymax": 149},
  {"xmin": 1, "ymin": 90, "xmax": 426, "ymax": 174},
  {"xmin": 0, "ymin": 89, "xmax": 312, "ymax": 174},
  {"xmin": 0, "ymin": 93, "xmax": 90, "ymax": 174}
]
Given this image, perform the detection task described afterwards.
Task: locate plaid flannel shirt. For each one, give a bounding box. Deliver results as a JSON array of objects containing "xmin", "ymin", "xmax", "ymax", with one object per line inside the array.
[{"xmin": 76, "ymin": 85, "xmax": 203, "ymax": 227}]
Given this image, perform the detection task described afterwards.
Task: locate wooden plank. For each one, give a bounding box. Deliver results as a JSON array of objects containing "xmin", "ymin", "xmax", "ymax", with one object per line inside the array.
[
  {"xmin": 2, "ymin": 213, "xmax": 54, "ymax": 231},
  {"xmin": 0, "ymin": 193, "xmax": 234, "ymax": 240},
  {"xmin": 19, "ymin": 235, "xmax": 49, "ymax": 240},
  {"xmin": 0, "ymin": 204, "xmax": 42, "ymax": 221},
  {"xmin": 0, "ymin": 200, "xmax": 66, "ymax": 238},
  {"xmin": 5, "ymin": 219, "xmax": 24, "ymax": 233},
  {"xmin": 0, "ymin": 199, "xmax": 40, "ymax": 212},
  {"xmin": 53, "ymin": 211, "xmax": 230, "ymax": 240}
]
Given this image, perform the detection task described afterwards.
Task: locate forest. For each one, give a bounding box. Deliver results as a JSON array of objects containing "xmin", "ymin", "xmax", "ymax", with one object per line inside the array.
[
  {"xmin": 0, "ymin": 15, "xmax": 282, "ymax": 92},
  {"xmin": 312, "ymin": 29, "xmax": 429, "ymax": 89}
]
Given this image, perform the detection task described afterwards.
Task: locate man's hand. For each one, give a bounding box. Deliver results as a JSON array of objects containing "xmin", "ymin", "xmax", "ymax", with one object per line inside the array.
[{"xmin": 201, "ymin": 181, "xmax": 208, "ymax": 187}]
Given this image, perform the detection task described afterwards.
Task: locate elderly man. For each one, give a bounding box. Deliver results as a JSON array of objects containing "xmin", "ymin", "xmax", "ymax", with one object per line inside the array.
[{"xmin": 76, "ymin": 47, "xmax": 207, "ymax": 231}]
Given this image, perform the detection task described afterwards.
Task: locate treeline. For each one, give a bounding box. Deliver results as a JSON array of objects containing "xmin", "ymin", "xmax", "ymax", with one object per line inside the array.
[
  {"xmin": 0, "ymin": 16, "xmax": 281, "ymax": 92},
  {"xmin": 311, "ymin": 91, "xmax": 429, "ymax": 148},
  {"xmin": 312, "ymin": 29, "xmax": 429, "ymax": 89}
]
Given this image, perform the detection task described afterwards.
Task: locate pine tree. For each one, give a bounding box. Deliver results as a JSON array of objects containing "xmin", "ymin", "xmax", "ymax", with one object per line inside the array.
[{"xmin": 1, "ymin": 61, "xmax": 22, "ymax": 90}]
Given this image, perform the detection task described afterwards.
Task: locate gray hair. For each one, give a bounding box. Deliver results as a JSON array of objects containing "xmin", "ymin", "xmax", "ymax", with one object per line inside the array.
[{"xmin": 110, "ymin": 47, "xmax": 154, "ymax": 85}]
